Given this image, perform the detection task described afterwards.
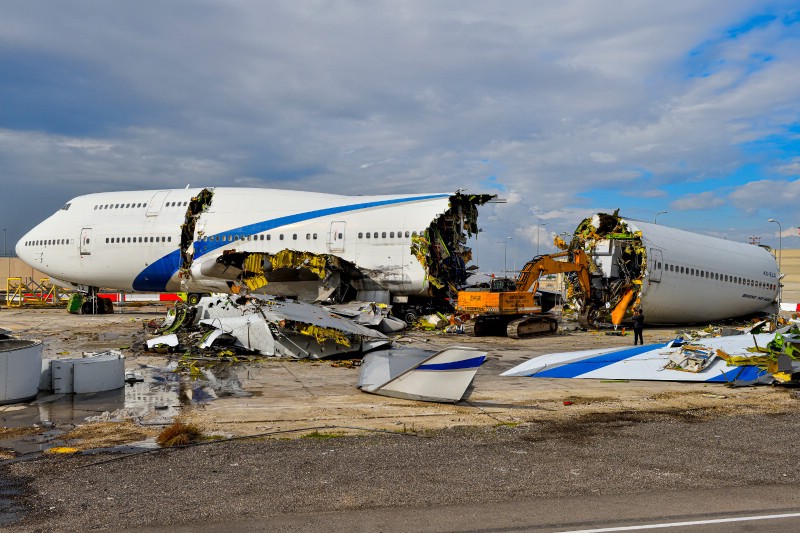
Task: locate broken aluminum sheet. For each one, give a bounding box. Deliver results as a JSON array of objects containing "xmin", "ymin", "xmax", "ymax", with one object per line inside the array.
[
  {"xmin": 325, "ymin": 301, "xmax": 407, "ymax": 333},
  {"xmin": 146, "ymin": 334, "xmax": 179, "ymax": 350},
  {"xmin": 199, "ymin": 314, "xmax": 275, "ymax": 355},
  {"xmin": 358, "ymin": 346, "xmax": 487, "ymax": 403},
  {"xmin": 196, "ymin": 294, "xmax": 390, "ymax": 358},
  {"xmin": 0, "ymin": 338, "xmax": 44, "ymax": 404},
  {"xmin": 501, "ymin": 334, "xmax": 775, "ymax": 382},
  {"xmin": 43, "ymin": 351, "xmax": 126, "ymax": 394}
]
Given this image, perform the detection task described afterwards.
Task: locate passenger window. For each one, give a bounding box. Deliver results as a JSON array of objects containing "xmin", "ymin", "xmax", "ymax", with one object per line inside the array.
[
  {"xmin": 313, "ymin": 233, "xmax": 317, "ymax": 239},
  {"xmin": 390, "ymin": 232, "xmax": 395, "ymax": 238},
  {"xmin": 358, "ymin": 232, "xmax": 363, "ymax": 238},
  {"xmin": 338, "ymin": 233, "xmax": 343, "ymax": 239},
  {"xmin": 373, "ymin": 232, "xmax": 378, "ymax": 238},
  {"xmin": 266, "ymin": 235, "xmax": 271, "ymax": 241},
  {"xmin": 405, "ymin": 231, "xmax": 410, "ymax": 238},
  {"xmin": 366, "ymin": 232, "xmax": 370, "ymax": 239},
  {"xmin": 412, "ymin": 231, "xmax": 417, "ymax": 237},
  {"xmin": 280, "ymin": 234, "xmax": 284, "ymax": 240},
  {"xmin": 293, "ymin": 234, "xmax": 298, "ymax": 240},
  {"xmin": 680, "ymin": 266, "xmax": 684, "ymax": 274},
  {"xmin": 306, "ymin": 233, "xmax": 311, "ymax": 240},
  {"xmin": 382, "ymin": 232, "xmax": 386, "ymax": 238},
  {"xmin": 94, "ymin": 206, "xmax": 98, "ymax": 210},
  {"xmin": 106, "ymin": 238, "xmax": 109, "ymax": 243}
]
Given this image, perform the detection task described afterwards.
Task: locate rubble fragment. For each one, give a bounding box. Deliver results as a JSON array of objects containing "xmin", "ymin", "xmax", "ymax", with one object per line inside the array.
[{"xmin": 358, "ymin": 346, "xmax": 487, "ymax": 403}]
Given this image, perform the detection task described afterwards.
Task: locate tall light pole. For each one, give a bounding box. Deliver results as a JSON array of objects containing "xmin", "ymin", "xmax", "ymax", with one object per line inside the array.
[
  {"xmin": 497, "ymin": 239, "xmax": 508, "ymax": 278},
  {"xmin": 505, "ymin": 236, "xmax": 512, "ymax": 277},
  {"xmin": 475, "ymin": 227, "xmax": 483, "ymax": 270},
  {"xmin": 768, "ymin": 218, "xmax": 782, "ymax": 272},
  {"xmin": 512, "ymin": 237, "xmax": 517, "ymax": 276},
  {"xmin": 768, "ymin": 218, "xmax": 782, "ymax": 307},
  {"xmin": 654, "ymin": 211, "xmax": 668, "ymax": 224},
  {"xmin": 2, "ymin": 228, "xmax": 5, "ymax": 257},
  {"xmin": 537, "ymin": 223, "xmax": 548, "ymax": 256}
]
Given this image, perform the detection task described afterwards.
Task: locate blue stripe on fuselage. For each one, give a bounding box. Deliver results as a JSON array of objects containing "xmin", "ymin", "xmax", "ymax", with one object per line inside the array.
[
  {"xmin": 530, "ymin": 343, "xmax": 669, "ymax": 378},
  {"xmin": 417, "ymin": 355, "xmax": 487, "ymax": 371},
  {"xmin": 132, "ymin": 193, "xmax": 450, "ymax": 291}
]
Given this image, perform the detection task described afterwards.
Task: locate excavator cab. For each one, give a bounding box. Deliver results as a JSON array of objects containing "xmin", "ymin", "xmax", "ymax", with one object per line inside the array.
[{"xmin": 489, "ymin": 278, "xmax": 518, "ymax": 292}]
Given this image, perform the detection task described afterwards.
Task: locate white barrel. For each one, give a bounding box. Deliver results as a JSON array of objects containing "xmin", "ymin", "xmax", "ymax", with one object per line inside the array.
[{"xmin": 0, "ymin": 339, "xmax": 44, "ymax": 404}]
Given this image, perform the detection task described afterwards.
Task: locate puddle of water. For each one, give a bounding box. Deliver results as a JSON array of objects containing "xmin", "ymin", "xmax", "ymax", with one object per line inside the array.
[
  {"xmin": 0, "ymin": 362, "xmax": 252, "ymax": 456},
  {"xmin": 0, "ymin": 368, "xmax": 184, "ymax": 454}
]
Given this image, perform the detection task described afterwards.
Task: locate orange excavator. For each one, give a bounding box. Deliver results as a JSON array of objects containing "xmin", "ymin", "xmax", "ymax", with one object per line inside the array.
[{"xmin": 456, "ymin": 250, "xmax": 592, "ymax": 338}]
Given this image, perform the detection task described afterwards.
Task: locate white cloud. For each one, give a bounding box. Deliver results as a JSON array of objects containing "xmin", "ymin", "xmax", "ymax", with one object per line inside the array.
[
  {"xmin": 1, "ymin": 1, "xmax": 800, "ymax": 265},
  {"xmin": 728, "ymin": 179, "xmax": 800, "ymax": 211},
  {"xmin": 670, "ymin": 191, "xmax": 725, "ymax": 211},
  {"xmin": 775, "ymin": 158, "xmax": 800, "ymax": 176}
]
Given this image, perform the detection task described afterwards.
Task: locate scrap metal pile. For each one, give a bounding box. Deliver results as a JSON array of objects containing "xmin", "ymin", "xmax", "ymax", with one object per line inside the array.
[
  {"xmin": 560, "ymin": 210, "xmax": 645, "ymax": 326},
  {"xmin": 144, "ymin": 295, "xmax": 486, "ymax": 403},
  {"xmin": 147, "ymin": 294, "xmax": 399, "ymax": 360},
  {"xmin": 502, "ymin": 321, "xmax": 800, "ymax": 385},
  {"xmin": 411, "ymin": 194, "xmax": 493, "ymax": 301}
]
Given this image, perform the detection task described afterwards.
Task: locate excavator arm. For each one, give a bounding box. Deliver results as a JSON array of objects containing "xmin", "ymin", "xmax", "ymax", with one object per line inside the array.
[{"xmin": 515, "ymin": 250, "xmax": 591, "ymax": 297}]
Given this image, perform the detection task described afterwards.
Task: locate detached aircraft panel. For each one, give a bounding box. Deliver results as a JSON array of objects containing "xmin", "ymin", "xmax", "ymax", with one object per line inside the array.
[{"xmin": 501, "ymin": 334, "xmax": 772, "ymax": 382}]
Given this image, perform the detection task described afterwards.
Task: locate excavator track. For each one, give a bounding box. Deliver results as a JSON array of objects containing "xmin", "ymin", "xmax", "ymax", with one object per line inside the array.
[
  {"xmin": 465, "ymin": 315, "xmax": 557, "ymax": 338},
  {"xmin": 506, "ymin": 316, "xmax": 557, "ymax": 339}
]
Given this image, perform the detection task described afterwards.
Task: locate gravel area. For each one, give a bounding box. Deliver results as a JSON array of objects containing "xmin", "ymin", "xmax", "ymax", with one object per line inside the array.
[{"xmin": 4, "ymin": 410, "xmax": 800, "ymax": 532}]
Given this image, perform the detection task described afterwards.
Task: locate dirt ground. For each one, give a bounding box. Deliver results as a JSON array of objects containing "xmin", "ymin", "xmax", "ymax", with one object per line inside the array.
[{"xmin": 1, "ymin": 305, "xmax": 797, "ymax": 452}]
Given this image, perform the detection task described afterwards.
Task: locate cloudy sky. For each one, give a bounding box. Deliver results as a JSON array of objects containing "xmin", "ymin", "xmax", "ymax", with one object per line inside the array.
[{"xmin": 1, "ymin": 1, "xmax": 798, "ymax": 272}]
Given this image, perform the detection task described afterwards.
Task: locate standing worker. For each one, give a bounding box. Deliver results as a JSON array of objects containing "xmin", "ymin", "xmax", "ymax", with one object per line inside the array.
[{"xmin": 632, "ymin": 308, "xmax": 644, "ymax": 345}]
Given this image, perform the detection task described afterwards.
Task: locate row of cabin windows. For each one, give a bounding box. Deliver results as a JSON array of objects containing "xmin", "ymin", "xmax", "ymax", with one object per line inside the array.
[
  {"xmin": 199, "ymin": 233, "xmax": 321, "ymax": 242},
  {"xmin": 23, "ymin": 239, "xmax": 73, "ymax": 246},
  {"xmin": 358, "ymin": 231, "xmax": 419, "ymax": 239},
  {"xmin": 105, "ymin": 236, "xmax": 172, "ymax": 244},
  {"xmin": 93, "ymin": 201, "xmax": 188, "ymax": 210},
  {"xmin": 197, "ymin": 231, "xmax": 419, "ymax": 242},
  {"xmin": 660, "ymin": 262, "xmax": 776, "ymax": 291}
]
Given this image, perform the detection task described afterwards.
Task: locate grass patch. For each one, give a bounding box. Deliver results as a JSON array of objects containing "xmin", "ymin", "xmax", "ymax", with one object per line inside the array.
[
  {"xmin": 157, "ymin": 420, "xmax": 204, "ymax": 447},
  {"xmin": 300, "ymin": 431, "xmax": 346, "ymax": 440}
]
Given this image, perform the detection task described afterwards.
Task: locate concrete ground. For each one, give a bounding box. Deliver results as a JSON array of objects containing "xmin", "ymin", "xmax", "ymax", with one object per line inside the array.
[
  {"xmin": 4, "ymin": 306, "xmax": 800, "ymax": 532},
  {"xmin": 1, "ymin": 306, "xmax": 796, "ymax": 442}
]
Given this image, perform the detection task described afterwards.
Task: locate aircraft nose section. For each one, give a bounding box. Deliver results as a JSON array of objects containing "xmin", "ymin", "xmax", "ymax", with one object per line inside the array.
[{"xmin": 16, "ymin": 231, "xmax": 32, "ymax": 264}]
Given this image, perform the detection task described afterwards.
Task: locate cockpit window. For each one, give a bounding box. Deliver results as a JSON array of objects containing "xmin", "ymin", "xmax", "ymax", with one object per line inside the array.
[{"xmin": 60, "ymin": 203, "xmax": 71, "ymax": 211}]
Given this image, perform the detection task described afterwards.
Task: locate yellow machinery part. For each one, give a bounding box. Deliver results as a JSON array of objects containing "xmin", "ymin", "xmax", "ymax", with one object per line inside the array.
[{"xmin": 611, "ymin": 288, "xmax": 635, "ymax": 326}]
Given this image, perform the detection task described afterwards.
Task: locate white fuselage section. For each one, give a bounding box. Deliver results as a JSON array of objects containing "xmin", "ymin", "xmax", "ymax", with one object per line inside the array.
[
  {"xmin": 598, "ymin": 218, "xmax": 779, "ymax": 324},
  {"xmin": 16, "ymin": 188, "xmax": 455, "ymax": 299}
]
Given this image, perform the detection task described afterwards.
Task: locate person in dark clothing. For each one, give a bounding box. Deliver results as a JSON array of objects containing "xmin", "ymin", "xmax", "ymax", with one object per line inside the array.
[{"xmin": 632, "ymin": 308, "xmax": 644, "ymax": 345}]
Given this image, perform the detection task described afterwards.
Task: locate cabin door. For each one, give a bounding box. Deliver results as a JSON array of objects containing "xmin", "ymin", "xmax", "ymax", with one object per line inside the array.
[
  {"xmin": 146, "ymin": 191, "xmax": 169, "ymax": 216},
  {"xmin": 327, "ymin": 221, "xmax": 346, "ymax": 253},
  {"xmin": 649, "ymin": 248, "xmax": 663, "ymax": 283},
  {"xmin": 80, "ymin": 227, "xmax": 93, "ymax": 256}
]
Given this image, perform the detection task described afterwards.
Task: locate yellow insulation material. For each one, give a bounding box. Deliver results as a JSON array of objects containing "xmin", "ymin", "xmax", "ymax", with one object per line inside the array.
[
  {"xmin": 271, "ymin": 250, "xmax": 328, "ymax": 278},
  {"xmin": 244, "ymin": 275, "xmax": 268, "ymax": 291},
  {"xmin": 243, "ymin": 253, "xmax": 265, "ymax": 274},
  {"xmin": 298, "ymin": 324, "xmax": 351, "ymax": 347}
]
